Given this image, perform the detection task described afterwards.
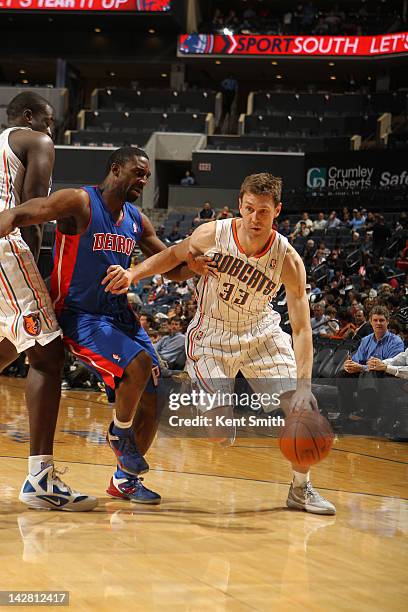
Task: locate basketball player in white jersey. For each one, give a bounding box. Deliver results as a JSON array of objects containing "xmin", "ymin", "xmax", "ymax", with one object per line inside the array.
[
  {"xmin": 0, "ymin": 92, "xmax": 96, "ymax": 510},
  {"xmin": 103, "ymin": 173, "xmax": 336, "ymax": 515}
]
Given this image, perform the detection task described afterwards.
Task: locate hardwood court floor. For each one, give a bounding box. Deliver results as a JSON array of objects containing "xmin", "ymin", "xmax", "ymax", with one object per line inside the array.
[{"xmin": 0, "ymin": 377, "xmax": 407, "ymax": 611}]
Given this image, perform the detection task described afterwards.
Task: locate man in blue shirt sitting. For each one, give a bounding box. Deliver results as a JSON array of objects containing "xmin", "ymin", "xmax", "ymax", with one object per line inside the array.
[{"xmin": 336, "ymin": 305, "xmax": 404, "ymax": 424}]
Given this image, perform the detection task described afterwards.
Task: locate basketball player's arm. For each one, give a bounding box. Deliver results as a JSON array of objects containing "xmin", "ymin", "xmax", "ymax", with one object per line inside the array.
[
  {"xmin": 137, "ymin": 214, "xmax": 215, "ymax": 281},
  {"xmin": 103, "ymin": 221, "xmax": 217, "ymax": 294},
  {"xmin": 19, "ymin": 133, "xmax": 55, "ymax": 262},
  {"xmin": 282, "ymin": 245, "xmax": 318, "ymax": 412},
  {"xmin": 0, "ymin": 188, "xmax": 90, "ymax": 237}
]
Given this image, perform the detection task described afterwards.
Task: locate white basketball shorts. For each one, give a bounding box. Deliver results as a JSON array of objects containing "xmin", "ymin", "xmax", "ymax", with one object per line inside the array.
[
  {"xmin": 185, "ymin": 311, "xmax": 297, "ymax": 412},
  {"xmin": 0, "ymin": 236, "xmax": 62, "ymax": 353}
]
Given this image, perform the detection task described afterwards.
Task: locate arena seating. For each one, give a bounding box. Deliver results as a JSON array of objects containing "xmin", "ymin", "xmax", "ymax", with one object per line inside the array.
[
  {"xmin": 238, "ymin": 91, "xmax": 408, "ymax": 152},
  {"xmin": 91, "ymin": 88, "xmax": 219, "ymax": 114},
  {"xmin": 66, "ymin": 88, "xmax": 219, "ymax": 146}
]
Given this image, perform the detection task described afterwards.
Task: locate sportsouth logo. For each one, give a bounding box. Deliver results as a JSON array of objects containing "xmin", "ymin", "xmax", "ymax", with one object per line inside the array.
[
  {"xmin": 179, "ymin": 34, "xmax": 215, "ymax": 54},
  {"xmin": 306, "ymin": 167, "xmax": 327, "ymax": 188}
]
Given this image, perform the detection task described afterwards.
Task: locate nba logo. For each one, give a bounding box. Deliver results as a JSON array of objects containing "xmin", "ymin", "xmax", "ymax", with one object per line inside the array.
[
  {"xmin": 133, "ymin": 222, "xmax": 138, "ymax": 233},
  {"xmin": 270, "ymin": 259, "xmax": 277, "ymax": 269}
]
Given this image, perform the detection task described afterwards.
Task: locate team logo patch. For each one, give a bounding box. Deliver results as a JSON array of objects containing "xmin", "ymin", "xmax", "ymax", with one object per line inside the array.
[
  {"xmin": 23, "ymin": 313, "xmax": 42, "ymax": 337},
  {"xmin": 112, "ymin": 354, "xmax": 121, "ymax": 362},
  {"xmin": 195, "ymin": 331, "xmax": 204, "ymax": 341}
]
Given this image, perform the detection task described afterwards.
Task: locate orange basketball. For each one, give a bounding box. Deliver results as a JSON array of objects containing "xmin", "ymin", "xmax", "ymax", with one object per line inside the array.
[{"xmin": 279, "ymin": 410, "xmax": 334, "ymax": 466}]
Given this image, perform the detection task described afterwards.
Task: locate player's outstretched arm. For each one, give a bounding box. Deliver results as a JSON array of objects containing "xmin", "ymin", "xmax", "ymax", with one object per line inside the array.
[
  {"xmin": 281, "ymin": 244, "xmax": 317, "ymax": 411},
  {"xmin": 138, "ymin": 214, "xmax": 217, "ymax": 282},
  {"xmin": 102, "ymin": 221, "xmax": 217, "ymax": 294},
  {"xmin": 0, "ymin": 188, "xmax": 90, "ymax": 238}
]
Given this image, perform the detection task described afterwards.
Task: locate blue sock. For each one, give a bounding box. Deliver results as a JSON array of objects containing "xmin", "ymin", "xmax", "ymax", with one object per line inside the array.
[
  {"xmin": 115, "ymin": 465, "xmax": 135, "ymax": 479},
  {"xmin": 112, "ymin": 424, "xmax": 133, "ymax": 437}
]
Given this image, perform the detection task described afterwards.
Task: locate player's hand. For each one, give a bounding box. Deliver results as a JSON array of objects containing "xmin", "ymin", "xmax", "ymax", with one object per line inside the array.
[
  {"xmin": 343, "ymin": 358, "xmax": 362, "ymax": 374},
  {"xmin": 288, "ymin": 388, "xmax": 318, "ymax": 413},
  {"xmin": 187, "ymin": 252, "xmax": 218, "ymax": 277},
  {"xmin": 367, "ymin": 357, "xmax": 386, "ymax": 372},
  {"xmin": 0, "ymin": 211, "xmax": 15, "ymax": 238},
  {"xmin": 102, "ymin": 265, "xmax": 133, "ymax": 294}
]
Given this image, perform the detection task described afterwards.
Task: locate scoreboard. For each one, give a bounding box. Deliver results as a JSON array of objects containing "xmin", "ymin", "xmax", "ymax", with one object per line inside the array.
[{"xmin": 0, "ymin": 0, "xmax": 171, "ymax": 10}]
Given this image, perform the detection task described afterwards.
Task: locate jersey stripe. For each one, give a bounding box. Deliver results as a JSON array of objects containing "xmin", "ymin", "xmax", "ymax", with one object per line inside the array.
[
  {"xmin": 2, "ymin": 152, "xmax": 10, "ymax": 211},
  {"xmin": 186, "ymin": 313, "xmax": 204, "ymax": 361},
  {"xmin": 51, "ymin": 232, "xmax": 81, "ymax": 315},
  {"xmin": 64, "ymin": 336, "xmax": 123, "ymax": 389},
  {"xmin": 0, "ymin": 262, "xmax": 22, "ymax": 339},
  {"xmin": 6, "ymin": 238, "xmax": 53, "ymax": 330}
]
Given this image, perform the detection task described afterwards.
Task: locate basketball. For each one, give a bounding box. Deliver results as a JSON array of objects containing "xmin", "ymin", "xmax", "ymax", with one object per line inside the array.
[{"xmin": 279, "ymin": 410, "xmax": 334, "ymax": 466}]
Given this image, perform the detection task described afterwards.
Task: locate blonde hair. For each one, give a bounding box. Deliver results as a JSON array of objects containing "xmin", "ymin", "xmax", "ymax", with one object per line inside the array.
[{"xmin": 239, "ymin": 173, "xmax": 282, "ymax": 205}]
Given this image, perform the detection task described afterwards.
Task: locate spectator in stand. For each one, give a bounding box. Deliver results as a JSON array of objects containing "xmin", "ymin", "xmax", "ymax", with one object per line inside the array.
[
  {"xmin": 368, "ymin": 347, "xmax": 408, "ymax": 379},
  {"xmin": 309, "ymin": 279, "xmax": 322, "ymax": 298},
  {"xmin": 316, "ymin": 241, "xmax": 330, "ymax": 258},
  {"xmin": 349, "ymin": 210, "xmax": 366, "ymax": 232},
  {"xmin": 217, "ymin": 206, "xmax": 234, "ymax": 220},
  {"xmin": 139, "ymin": 312, "xmax": 152, "ymax": 332},
  {"xmin": 372, "ymin": 215, "xmax": 391, "ymax": 259},
  {"xmin": 294, "ymin": 211, "xmax": 313, "ymax": 234},
  {"xmin": 154, "ymin": 317, "xmax": 186, "ymax": 370},
  {"xmin": 352, "ymin": 308, "xmax": 372, "ymax": 340},
  {"xmin": 180, "ymin": 170, "xmax": 195, "ymax": 186},
  {"xmin": 312, "ymin": 212, "xmax": 327, "ymax": 232},
  {"xmin": 167, "ymin": 224, "xmax": 181, "ymax": 242},
  {"xmin": 303, "ymin": 239, "xmax": 316, "ymax": 267},
  {"xmin": 330, "ymin": 309, "xmax": 356, "ymax": 339},
  {"xmin": 365, "ymin": 211, "xmax": 376, "ymax": 231},
  {"xmin": 337, "ymin": 306, "xmax": 404, "ymax": 421},
  {"xmin": 314, "ymin": 245, "xmax": 328, "ymax": 265},
  {"xmin": 278, "ymin": 218, "xmax": 292, "ymax": 238},
  {"xmin": 291, "ymin": 220, "xmax": 311, "ymax": 241},
  {"xmin": 327, "ymin": 211, "xmax": 342, "ymax": 229},
  {"xmin": 212, "ymin": 8, "xmax": 224, "ymax": 30},
  {"xmin": 194, "ymin": 202, "xmax": 215, "ymax": 224},
  {"xmin": 367, "ymin": 263, "xmax": 387, "ymax": 287},
  {"xmin": 310, "ymin": 302, "xmax": 327, "ymax": 335},
  {"xmin": 320, "ymin": 305, "xmax": 340, "ymax": 337},
  {"xmin": 221, "ymin": 74, "xmax": 238, "ymax": 116}
]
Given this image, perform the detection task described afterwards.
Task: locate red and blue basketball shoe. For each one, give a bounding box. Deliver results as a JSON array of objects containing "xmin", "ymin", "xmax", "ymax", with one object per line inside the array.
[
  {"xmin": 106, "ymin": 474, "xmax": 161, "ymax": 505},
  {"xmin": 106, "ymin": 422, "xmax": 149, "ymax": 476}
]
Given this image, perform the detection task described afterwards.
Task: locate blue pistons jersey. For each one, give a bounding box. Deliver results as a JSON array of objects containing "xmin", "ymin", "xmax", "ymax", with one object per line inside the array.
[{"xmin": 50, "ymin": 186, "xmax": 143, "ymax": 317}]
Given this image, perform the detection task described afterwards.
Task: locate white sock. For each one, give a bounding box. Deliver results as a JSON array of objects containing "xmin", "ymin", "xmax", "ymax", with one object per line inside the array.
[
  {"xmin": 113, "ymin": 410, "xmax": 133, "ymax": 430},
  {"xmin": 293, "ymin": 470, "xmax": 310, "ymax": 487},
  {"xmin": 28, "ymin": 455, "xmax": 53, "ymax": 476}
]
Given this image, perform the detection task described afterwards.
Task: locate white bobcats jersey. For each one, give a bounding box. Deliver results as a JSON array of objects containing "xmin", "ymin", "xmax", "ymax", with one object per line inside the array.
[
  {"xmin": 196, "ymin": 218, "xmax": 288, "ymax": 324},
  {"xmin": 0, "ymin": 127, "xmax": 31, "ymax": 239}
]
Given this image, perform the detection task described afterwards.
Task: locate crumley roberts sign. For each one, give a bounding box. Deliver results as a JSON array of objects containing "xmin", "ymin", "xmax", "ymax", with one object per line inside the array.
[{"xmin": 178, "ymin": 32, "xmax": 408, "ymax": 57}]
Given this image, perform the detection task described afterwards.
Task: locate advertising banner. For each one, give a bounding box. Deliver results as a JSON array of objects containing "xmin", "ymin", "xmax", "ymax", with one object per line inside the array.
[
  {"xmin": 178, "ymin": 32, "xmax": 408, "ymax": 58},
  {"xmin": 0, "ymin": 0, "xmax": 171, "ymax": 11},
  {"xmin": 305, "ymin": 151, "xmax": 408, "ymax": 191}
]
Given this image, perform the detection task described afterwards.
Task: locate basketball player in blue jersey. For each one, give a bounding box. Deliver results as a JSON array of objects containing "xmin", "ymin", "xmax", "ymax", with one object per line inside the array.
[
  {"xmin": 104, "ymin": 173, "xmax": 336, "ymax": 515},
  {"xmin": 0, "ymin": 146, "xmax": 211, "ymax": 504}
]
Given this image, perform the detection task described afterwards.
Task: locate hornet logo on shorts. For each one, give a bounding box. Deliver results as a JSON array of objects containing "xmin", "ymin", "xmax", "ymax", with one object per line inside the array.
[
  {"xmin": 23, "ymin": 313, "xmax": 42, "ymax": 337},
  {"xmin": 179, "ymin": 34, "xmax": 215, "ymax": 54}
]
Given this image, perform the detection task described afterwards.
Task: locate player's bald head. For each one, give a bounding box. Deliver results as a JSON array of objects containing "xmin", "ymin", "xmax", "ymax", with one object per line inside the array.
[{"xmin": 7, "ymin": 91, "xmax": 51, "ymax": 121}]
